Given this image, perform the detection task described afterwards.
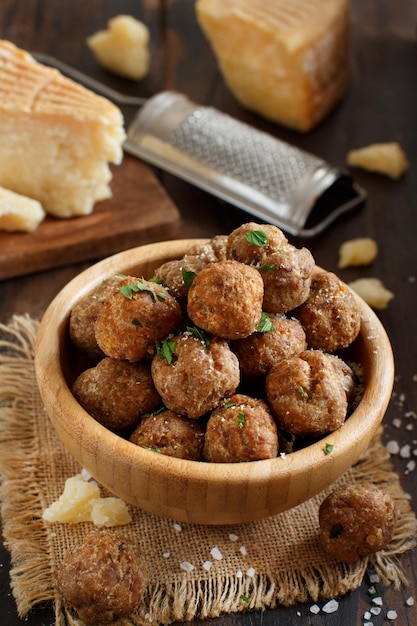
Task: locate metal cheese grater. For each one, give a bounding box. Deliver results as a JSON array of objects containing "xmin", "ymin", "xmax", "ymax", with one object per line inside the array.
[{"xmin": 35, "ymin": 53, "xmax": 367, "ymax": 238}]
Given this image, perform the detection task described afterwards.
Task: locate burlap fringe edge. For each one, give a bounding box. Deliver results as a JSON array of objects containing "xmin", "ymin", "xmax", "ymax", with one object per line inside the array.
[{"xmin": 0, "ymin": 315, "xmax": 416, "ymax": 626}]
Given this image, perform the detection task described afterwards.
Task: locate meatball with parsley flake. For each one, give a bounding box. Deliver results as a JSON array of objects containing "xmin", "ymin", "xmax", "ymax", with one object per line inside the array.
[
  {"xmin": 226, "ymin": 222, "xmax": 288, "ymax": 266},
  {"xmin": 203, "ymin": 394, "xmax": 278, "ymax": 462},
  {"xmin": 319, "ymin": 484, "xmax": 397, "ymax": 563},
  {"xmin": 187, "ymin": 259, "xmax": 264, "ymax": 339},
  {"xmin": 56, "ymin": 530, "xmax": 147, "ymax": 624},
  {"xmin": 265, "ymin": 349, "xmax": 353, "ymax": 437},
  {"xmin": 232, "ymin": 314, "xmax": 307, "ymax": 379},
  {"xmin": 151, "ymin": 329, "xmax": 240, "ymax": 419},
  {"xmin": 294, "ymin": 270, "xmax": 361, "ymax": 352},
  {"xmin": 94, "ymin": 276, "xmax": 182, "ymax": 362},
  {"xmin": 130, "ymin": 409, "xmax": 205, "ymax": 460},
  {"xmin": 153, "ymin": 254, "xmax": 207, "ymax": 306},
  {"xmin": 226, "ymin": 222, "xmax": 315, "ymax": 314}
]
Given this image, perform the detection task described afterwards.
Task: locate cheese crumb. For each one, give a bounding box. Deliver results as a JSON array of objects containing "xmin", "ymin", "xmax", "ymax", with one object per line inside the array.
[
  {"xmin": 42, "ymin": 473, "xmax": 131, "ymax": 526},
  {"xmin": 0, "ymin": 186, "xmax": 46, "ymax": 232},
  {"xmin": 87, "ymin": 15, "xmax": 150, "ymax": 81},
  {"xmin": 347, "ymin": 142, "xmax": 409, "ymax": 179},
  {"xmin": 348, "ymin": 277, "xmax": 394, "ymax": 310},
  {"xmin": 338, "ymin": 238, "xmax": 378, "ymax": 269}
]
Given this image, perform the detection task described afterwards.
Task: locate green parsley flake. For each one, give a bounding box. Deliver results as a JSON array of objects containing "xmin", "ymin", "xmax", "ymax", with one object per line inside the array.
[
  {"xmin": 181, "ymin": 267, "xmax": 197, "ymax": 289},
  {"xmin": 323, "ymin": 443, "xmax": 334, "ymax": 455},
  {"xmin": 224, "ymin": 400, "xmax": 236, "ymax": 409},
  {"xmin": 258, "ymin": 263, "xmax": 277, "ymax": 272},
  {"xmin": 186, "ymin": 325, "xmax": 210, "ymax": 347},
  {"xmin": 240, "ymin": 594, "xmax": 250, "ymax": 604},
  {"xmin": 238, "ymin": 410, "xmax": 245, "ymax": 429},
  {"xmin": 255, "ymin": 312, "xmax": 274, "ymax": 333},
  {"xmin": 296, "ymin": 384, "xmax": 308, "ymax": 400},
  {"xmin": 245, "ymin": 230, "xmax": 269, "ymax": 247},
  {"xmin": 156, "ymin": 339, "xmax": 177, "ymax": 364},
  {"xmin": 141, "ymin": 446, "xmax": 162, "ymax": 453},
  {"xmin": 119, "ymin": 278, "xmax": 167, "ymax": 301}
]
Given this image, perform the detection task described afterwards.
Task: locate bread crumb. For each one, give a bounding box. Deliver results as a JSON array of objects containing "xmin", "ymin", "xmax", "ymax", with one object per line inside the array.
[
  {"xmin": 87, "ymin": 15, "xmax": 150, "ymax": 81},
  {"xmin": 347, "ymin": 142, "xmax": 409, "ymax": 179},
  {"xmin": 338, "ymin": 238, "xmax": 378, "ymax": 268},
  {"xmin": 348, "ymin": 277, "xmax": 394, "ymax": 310}
]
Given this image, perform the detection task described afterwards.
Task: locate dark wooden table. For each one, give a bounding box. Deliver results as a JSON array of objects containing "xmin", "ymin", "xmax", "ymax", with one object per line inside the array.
[{"xmin": 1, "ymin": 1, "xmax": 417, "ymax": 624}]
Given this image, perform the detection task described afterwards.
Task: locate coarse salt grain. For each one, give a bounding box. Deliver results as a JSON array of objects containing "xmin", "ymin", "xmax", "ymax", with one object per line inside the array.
[
  {"xmin": 180, "ymin": 561, "xmax": 194, "ymax": 572},
  {"xmin": 246, "ymin": 567, "xmax": 255, "ymax": 577},
  {"xmin": 240, "ymin": 545, "xmax": 247, "ymax": 556},
  {"xmin": 210, "ymin": 546, "xmax": 223, "ymax": 560},
  {"xmin": 406, "ymin": 460, "xmax": 416, "ymax": 473},
  {"xmin": 400, "ymin": 444, "xmax": 411, "ymax": 458},
  {"xmin": 236, "ymin": 570, "xmax": 243, "ymax": 578},
  {"xmin": 387, "ymin": 609, "xmax": 397, "ymax": 619},
  {"xmin": 229, "ymin": 533, "xmax": 238, "ymax": 542},
  {"xmin": 364, "ymin": 610, "xmax": 372, "ymax": 619},
  {"xmin": 369, "ymin": 573, "xmax": 380, "ymax": 584},
  {"xmin": 406, "ymin": 596, "xmax": 414, "ymax": 606},
  {"xmin": 203, "ymin": 560, "xmax": 212, "ymax": 570},
  {"xmin": 392, "ymin": 418, "xmax": 402, "ymax": 428},
  {"xmin": 363, "ymin": 622, "xmax": 373, "ymax": 626},
  {"xmin": 173, "ymin": 522, "xmax": 182, "ymax": 532},
  {"xmin": 310, "ymin": 604, "xmax": 320, "ymax": 614},
  {"xmin": 322, "ymin": 599, "xmax": 339, "ymax": 614},
  {"xmin": 372, "ymin": 596, "xmax": 383, "ymax": 606},
  {"xmin": 386, "ymin": 440, "xmax": 400, "ymax": 454},
  {"xmin": 163, "ymin": 551, "xmax": 170, "ymax": 558},
  {"xmin": 371, "ymin": 606, "xmax": 381, "ymax": 615}
]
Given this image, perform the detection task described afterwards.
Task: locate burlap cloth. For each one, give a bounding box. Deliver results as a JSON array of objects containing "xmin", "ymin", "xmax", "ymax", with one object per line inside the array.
[{"xmin": 0, "ymin": 315, "xmax": 416, "ymax": 626}]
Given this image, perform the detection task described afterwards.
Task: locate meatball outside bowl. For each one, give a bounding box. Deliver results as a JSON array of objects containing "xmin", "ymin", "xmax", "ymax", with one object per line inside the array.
[{"xmin": 34, "ymin": 239, "xmax": 394, "ymax": 525}]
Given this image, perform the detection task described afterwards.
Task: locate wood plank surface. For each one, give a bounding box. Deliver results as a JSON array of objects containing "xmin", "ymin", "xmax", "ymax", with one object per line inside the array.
[{"xmin": 0, "ymin": 155, "xmax": 181, "ymax": 280}]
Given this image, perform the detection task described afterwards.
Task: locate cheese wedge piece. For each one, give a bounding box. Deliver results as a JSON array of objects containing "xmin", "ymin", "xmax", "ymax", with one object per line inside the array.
[
  {"xmin": 87, "ymin": 14, "xmax": 150, "ymax": 81},
  {"xmin": 0, "ymin": 40, "xmax": 126, "ymax": 218},
  {"xmin": 0, "ymin": 185, "xmax": 46, "ymax": 232},
  {"xmin": 196, "ymin": 0, "xmax": 350, "ymax": 132}
]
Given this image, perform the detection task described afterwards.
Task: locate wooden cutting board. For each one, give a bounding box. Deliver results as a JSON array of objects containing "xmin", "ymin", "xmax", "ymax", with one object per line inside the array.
[{"xmin": 0, "ymin": 155, "xmax": 181, "ymax": 281}]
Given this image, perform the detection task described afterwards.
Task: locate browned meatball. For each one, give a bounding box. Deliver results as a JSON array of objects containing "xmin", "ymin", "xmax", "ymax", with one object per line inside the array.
[
  {"xmin": 95, "ymin": 276, "xmax": 182, "ymax": 362},
  {"xmin": 151, "ymin": 331, "xmax": 240, "ymax": 419},
  {"xmin": 203, "ymin": 394, "xmax": 278, "ymax": 462},
  {"xmin": 261, "ymin": 244, "xmax": 315, "ymax": 314},
  {"xmin": 56, "ymin": 530, "xmax": 147, "ymax": 624},
  {"xmin": 69, "ymin": 275, "xmax": 123, "ymax": 360},
  {"xmin": 294, "ymin": 270, "xmax": 361, "ymax": 352},
  {"xmin": 187, "ymin": 234, "xmax": 228, "ymax": 263},
  {"xmin": 187, "ymin": 260, "xmax": 264, "ymax": 339},
  {"xmin": 232, "ymin": 314, "xmax": 307, "ymax": 378},
  {"xmin": 319, "ymin": 484, "xmax": 397, "ymax": 563},
  {"xmin": 153, "ymin": 254, "xmax": 207, "ymax": 305},
  {"xmin": 226, "ymin": 222, "xmax": 288, "ymax": 265},
  {"xmin": 130, "ymin": 409, "xmax": 205, "ymax": 460},
  {"xmin": 72, "ymin": 357, "xmax": 160, "ymax": 431},
  {"xmin": 265, "ymin": 350, "xmax": 350, "ymax": 437}
]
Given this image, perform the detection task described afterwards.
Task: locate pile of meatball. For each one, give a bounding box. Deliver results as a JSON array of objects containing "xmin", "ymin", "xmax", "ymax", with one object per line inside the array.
[{"xmin": 70, "ymin": 222, "xmax": 363, "ymax": 464}]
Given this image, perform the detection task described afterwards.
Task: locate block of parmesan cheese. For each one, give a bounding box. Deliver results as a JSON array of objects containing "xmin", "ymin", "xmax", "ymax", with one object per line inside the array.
[
  {"xmin": 0, "ymin": 40, "xmax": 126, "ymax": 218},
  {"xmin": 0, "ymin": 186, "xmax": 46, "ymax": 232},
  {"xmin": 196, "ymin": 0, "xmax": 351, "ymax": 132}
]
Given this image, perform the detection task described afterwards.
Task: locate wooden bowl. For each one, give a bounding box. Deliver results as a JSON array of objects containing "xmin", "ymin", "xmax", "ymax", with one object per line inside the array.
[{"xmin": 35, "ymin": 239, "xmax": 394, "ymax": 525}]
